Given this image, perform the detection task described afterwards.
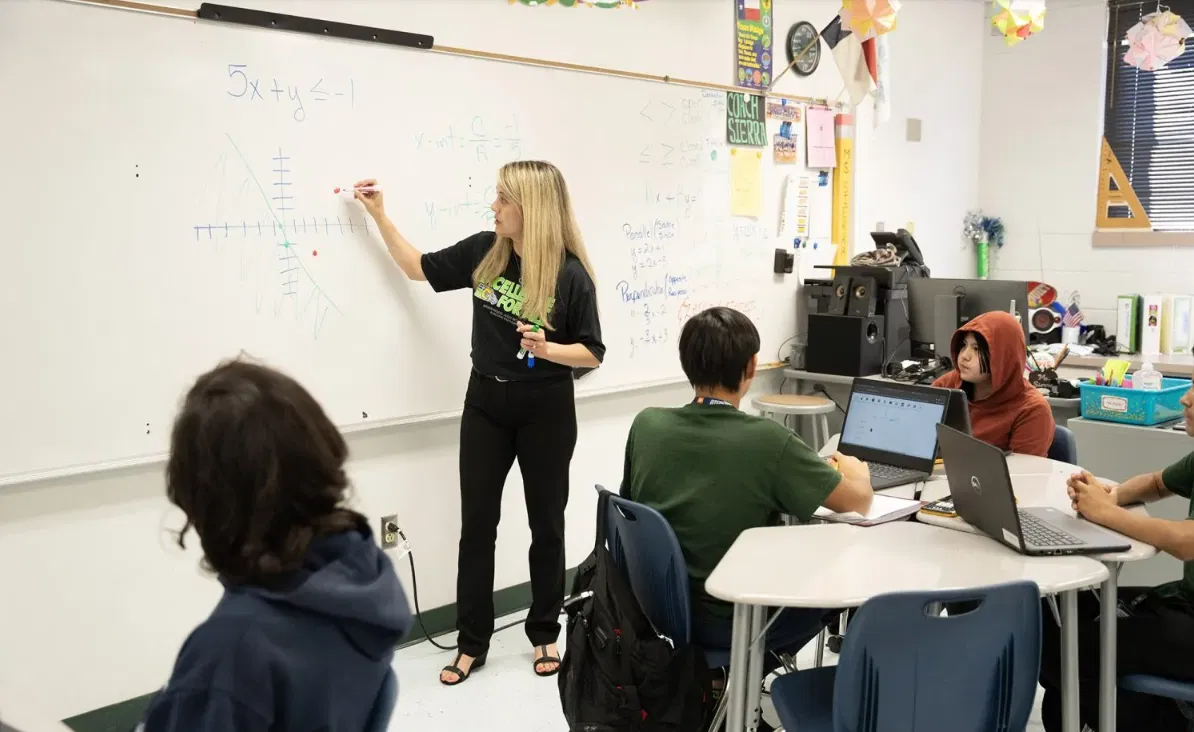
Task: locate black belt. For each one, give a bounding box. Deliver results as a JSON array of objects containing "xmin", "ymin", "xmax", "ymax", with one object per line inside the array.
[
  {"xmin": 471, "ymin": 369, "xmax": 571, "ymax": 385},
  {"xmin": 472, "ymin": 370, "xmax": 511, "ymax": 383}
]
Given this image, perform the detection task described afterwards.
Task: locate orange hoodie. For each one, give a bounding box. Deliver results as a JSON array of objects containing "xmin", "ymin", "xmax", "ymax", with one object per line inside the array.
[{"xmin": 932, "ymin": 311, "xmax": 1055, "ymax": 457}]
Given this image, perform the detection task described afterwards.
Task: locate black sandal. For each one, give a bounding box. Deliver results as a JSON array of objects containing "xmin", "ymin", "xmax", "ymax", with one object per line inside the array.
[
  {"xmin": 533, "ymin": 645, "xmax": 561, "ymax": 677},
  {"xmin": 440, "ymin": 652, "xmax": 486, "ymax": 686}
]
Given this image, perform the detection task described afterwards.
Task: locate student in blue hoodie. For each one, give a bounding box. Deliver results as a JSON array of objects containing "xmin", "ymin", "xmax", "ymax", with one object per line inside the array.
[{"xmin": 140, "ymin": 360, "xmax": 413, "ymax": 732}]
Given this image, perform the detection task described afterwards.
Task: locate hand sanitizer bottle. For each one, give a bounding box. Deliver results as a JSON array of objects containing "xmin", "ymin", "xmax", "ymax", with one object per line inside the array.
[{"xmin": 1134, "ymin": 362, "xmax": 1163, "ymax": 390}]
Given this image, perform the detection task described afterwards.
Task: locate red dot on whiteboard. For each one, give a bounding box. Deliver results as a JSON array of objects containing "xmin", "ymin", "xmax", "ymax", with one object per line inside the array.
[{"xmin": 312, "ymin": 250, "xmax": 319, "ymax": 256}]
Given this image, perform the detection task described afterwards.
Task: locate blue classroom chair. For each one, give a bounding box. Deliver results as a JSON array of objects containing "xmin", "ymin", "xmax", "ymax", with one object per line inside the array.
[
  {"xmin": 770, "ymin": 581, "xmax": 1042, "ymax": 732},
  {"xmin": 1120, "ymin": 673, "xmax": 1194, "ymax": 703},
  {"xmin": 1048, "ymin": 424, "xmax": 1078, "ymax": 464},
  {"xmin": 603, "ymin": 492, "xmax": 732, "ymax": 724},
  {"xmin": 604, "ymin": 492, "xmax": 729, "ymax": 667}
]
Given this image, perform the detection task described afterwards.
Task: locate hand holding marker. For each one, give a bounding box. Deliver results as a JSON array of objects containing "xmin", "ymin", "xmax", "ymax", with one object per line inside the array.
[
  {"xmin": 518, "ymin": 323, "xmax": 541, "ymax": 368},
  {"xmin": 333, "ymin": 185, "xmax": 381, "ymax": 195}
]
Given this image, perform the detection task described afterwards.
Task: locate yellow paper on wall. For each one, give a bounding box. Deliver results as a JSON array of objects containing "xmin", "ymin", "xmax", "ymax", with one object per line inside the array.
[{"xmin": 730, "ymin": 148, "xmax": 763, "ymax": 217}]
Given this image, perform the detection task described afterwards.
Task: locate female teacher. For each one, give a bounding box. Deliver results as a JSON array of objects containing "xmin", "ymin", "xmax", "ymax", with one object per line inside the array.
[{"xmin": 354, "ymin": 161, "xmax": 604, "ymax": 686}]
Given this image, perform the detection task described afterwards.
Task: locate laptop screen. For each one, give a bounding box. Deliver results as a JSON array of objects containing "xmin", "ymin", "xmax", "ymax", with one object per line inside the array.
[{"xmin": 840, "ymin": 382, "xmax": 948, "ymax": 463}]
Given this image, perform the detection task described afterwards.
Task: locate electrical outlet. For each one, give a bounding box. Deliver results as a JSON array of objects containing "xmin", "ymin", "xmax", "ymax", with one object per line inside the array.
[{"xmin": 380, "ymin": 514, "xmax": 399, "ymax": 549}]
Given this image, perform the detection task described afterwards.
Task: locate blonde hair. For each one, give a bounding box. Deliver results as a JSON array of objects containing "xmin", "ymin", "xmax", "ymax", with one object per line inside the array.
[{"xmin": 473, "ymin": 160, "xmax": 595, "ymax": 330}]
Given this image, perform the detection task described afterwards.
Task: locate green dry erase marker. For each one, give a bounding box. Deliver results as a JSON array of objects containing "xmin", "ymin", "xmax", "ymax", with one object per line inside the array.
[{"xmin": 518, "ymin": 324, "xmax": 540, "ymax": 367}]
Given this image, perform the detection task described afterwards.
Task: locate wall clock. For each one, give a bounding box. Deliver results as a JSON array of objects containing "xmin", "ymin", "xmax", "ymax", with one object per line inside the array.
[{"xmin": 785, "ymin": 21, "xmax": 821, "ymax": 77}]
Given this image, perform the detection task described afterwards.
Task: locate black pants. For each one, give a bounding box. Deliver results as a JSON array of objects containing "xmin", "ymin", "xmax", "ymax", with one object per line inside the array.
[
  {"xmin": 455, "ymin": 371, "xmax": 577, "ymax": 657},
  {"xmin": 1039, "ymin": 587, "xmax": 1194, "ymax": 732}
]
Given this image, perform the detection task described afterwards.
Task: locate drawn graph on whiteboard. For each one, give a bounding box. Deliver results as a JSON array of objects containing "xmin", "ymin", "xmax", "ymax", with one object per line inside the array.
[{"xmin": 190, "ymin": 134, "xmax": 360, "ymax": 339}]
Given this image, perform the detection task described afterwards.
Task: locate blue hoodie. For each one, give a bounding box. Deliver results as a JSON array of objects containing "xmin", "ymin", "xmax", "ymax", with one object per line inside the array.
[{"xmin": 141, "ymin": 526, "xmax": 413, "ymax": 732}]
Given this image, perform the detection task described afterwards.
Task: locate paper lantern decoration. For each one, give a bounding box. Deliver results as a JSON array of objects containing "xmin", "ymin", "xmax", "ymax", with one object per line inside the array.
[
  {"xmin": 991, "ymin": 0, "xmax": 1046, "ymax": 47},
  {"xmin": 839, "ymin": 0, "xmax": 901, "ymax": 42},
  {"xmin": 1124, "ymin": 10, "xmax": 1192, "ymax": 71}
]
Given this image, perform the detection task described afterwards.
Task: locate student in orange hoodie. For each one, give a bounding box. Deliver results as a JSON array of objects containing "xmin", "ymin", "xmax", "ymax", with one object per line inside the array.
[{"xmin": 932, "ymin": 310, "xmax": 1055, "ymax": 457}]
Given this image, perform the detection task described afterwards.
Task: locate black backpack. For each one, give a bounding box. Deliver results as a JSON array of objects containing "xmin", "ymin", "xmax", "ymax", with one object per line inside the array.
[{"xmin": 558, "ymin": 491, "xmax": 711, "ymax": 731}]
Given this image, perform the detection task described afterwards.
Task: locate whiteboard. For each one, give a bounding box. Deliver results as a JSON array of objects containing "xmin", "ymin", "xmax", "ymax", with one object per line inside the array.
[{"xmin": 0, "ymin": 0, "xmax": 837, "ymax": 483}]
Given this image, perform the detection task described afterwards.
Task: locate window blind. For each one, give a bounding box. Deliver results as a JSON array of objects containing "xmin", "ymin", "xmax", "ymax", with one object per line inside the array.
[{"xmin": 1103, "ymin": 0, "xmax": 1194, "ymax": 231}]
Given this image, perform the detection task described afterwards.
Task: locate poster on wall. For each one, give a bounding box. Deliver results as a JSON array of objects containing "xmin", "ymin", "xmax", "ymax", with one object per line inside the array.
[
  {"xmin": 726, "ymin": 92, "xmax": 767, "ymax": 147},
  {"xmin": 735, "ymin": 0, "xmax": 773, "ymax": 90}
]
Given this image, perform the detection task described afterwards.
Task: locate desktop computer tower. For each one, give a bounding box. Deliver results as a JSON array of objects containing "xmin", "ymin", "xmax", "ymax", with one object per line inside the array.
[{"xmin": 805, "ymin": 313, "xmax": 887, "ymax": 377}]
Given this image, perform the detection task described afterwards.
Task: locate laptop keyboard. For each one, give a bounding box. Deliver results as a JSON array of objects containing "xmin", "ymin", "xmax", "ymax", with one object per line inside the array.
[
  {"xmin": 865, "ymin": 462, "xmax": 924, "ymax": 482},
  {"xmin": 1018, "ymin": 511, "xmax": 1083, "ymax": 547}
]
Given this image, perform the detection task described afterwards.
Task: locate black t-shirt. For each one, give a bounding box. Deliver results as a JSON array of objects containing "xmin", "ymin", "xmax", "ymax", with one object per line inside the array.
[{"xmin": 421, "ymin": 231, "xmax": 605, "ymax": 381}]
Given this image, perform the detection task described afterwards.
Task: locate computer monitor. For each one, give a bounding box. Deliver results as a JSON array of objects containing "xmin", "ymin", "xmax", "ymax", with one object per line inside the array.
[{"xmin": 907, "ymin": 278, "xmax": 1030, "ymax": 356}]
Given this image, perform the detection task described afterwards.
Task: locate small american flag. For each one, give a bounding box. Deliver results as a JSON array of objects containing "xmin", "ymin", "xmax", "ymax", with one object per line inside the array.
[{"xmin": 1062, "ymin": 303, "xmax": 1084, "ymax": 328}]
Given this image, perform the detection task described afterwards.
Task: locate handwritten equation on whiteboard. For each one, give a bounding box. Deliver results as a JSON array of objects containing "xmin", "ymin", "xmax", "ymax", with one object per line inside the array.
[
  {"xmin": 614, "ymin": 213, "xmax": 765, "ymax": 359},
  {"xmin": 413, "ymin": 115, "xmax": 525, "ymax": 230},
  {"xmin": 414, "ymin": 115, "xmax": 523, "ymax": 164},
  {"xmin": 225, "ymin": 64, "xmax": 355, "ymax": 122}
]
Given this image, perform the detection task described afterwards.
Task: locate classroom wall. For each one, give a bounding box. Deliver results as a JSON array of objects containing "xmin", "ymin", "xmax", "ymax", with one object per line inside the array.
[
  {"xmin": 0, "ymin": 0, "xmax": 986, "ymax": 718},
  {"xmin": 981, "ymin": 0, "xmax": 1185, "ymax": 332}
]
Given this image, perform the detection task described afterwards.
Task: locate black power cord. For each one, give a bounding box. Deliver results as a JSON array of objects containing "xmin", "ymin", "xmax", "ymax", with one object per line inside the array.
[
  {"xmin": 811, "ymin": 385, "xmax": 845, "ymax": 414},
  {"xmin": 397, "ymin": 528, "xmax": 527, "ymax": 652},
  {"xmin": 776, "ymin": 335, "xmax": 799, "ymax": 364}
]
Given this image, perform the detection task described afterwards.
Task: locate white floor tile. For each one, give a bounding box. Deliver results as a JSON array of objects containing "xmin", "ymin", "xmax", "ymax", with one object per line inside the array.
[{"xmin": 389, "ymin": 612, "xmax": 567, "ymax": 732}]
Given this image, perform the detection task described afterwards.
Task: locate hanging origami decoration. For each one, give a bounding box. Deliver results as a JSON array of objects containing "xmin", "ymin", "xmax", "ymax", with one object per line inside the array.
[
  {"xmin": 839, "ymin": 0, "xmax": 900, "ymax": 42},
  {"xmin": 1123, "ymin": 9, "xmax": 1192, "ymax": 71},
  {"xmin": 991, "ymin": 0, "xmax": 1046, "ymax": 47}
]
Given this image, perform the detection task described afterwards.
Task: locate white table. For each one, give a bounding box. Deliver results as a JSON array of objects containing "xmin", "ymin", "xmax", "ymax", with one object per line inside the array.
[
  {"xmin": 706, "ymin": 519, "xmax": 1111, "ymax": 732},
  {"xmin": 902, "ymin": 454, "xmax": 1157, "ymax": 732}
]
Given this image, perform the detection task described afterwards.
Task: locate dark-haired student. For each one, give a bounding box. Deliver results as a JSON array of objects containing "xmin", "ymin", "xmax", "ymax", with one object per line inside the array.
[
  {"xmin": 139, "ymin": 360, "xmax": 412, "ymax": 732},
  {"xmin": 932, "ymin": 310, "xmax": 1054, "ymax": 456},
  {"xmin": 1036, "ymin": 375, "xmax": 1194, "ymax": 732},
  {"xmin": 620, "ymin": 307, "xmax": 874, "ymax": 668}
]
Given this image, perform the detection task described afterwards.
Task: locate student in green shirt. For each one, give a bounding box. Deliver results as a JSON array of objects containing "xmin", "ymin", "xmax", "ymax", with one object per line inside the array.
[
  {"xmin": 1037, "ymin": 381, "xmax": 1194, "ymax": 732},
  {"xmin": 620, "ymin": 307, "xmax": 874, "ymax": 668}
]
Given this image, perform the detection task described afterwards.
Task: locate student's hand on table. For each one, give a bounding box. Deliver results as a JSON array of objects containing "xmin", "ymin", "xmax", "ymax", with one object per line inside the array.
[
  {"xmin": 829, "ymin": 452, "xmax": 868, "ymax": 481},
  {"xmin": 353, "ymin": 178, "xmax": 385, "ymax": 219},
  {"xmin": 1070, "ymin": 475, "xmax": 1119, "ymax": 525},
  {"xmin": 1067, "ymin": 470, "xmax": 1118, "ymax": 506}
]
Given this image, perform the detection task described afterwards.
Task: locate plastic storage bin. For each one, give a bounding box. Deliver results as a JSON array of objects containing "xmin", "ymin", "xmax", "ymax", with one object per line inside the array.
[{"xmin": 1079, "ymin": 378, "xmax": 1190, "ymax": 426}]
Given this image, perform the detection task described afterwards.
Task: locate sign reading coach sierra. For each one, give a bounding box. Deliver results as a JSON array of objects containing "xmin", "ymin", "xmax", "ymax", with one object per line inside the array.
[{"xmin": 725, "ymin": 91, "xmax": 766, "ymax": 147}]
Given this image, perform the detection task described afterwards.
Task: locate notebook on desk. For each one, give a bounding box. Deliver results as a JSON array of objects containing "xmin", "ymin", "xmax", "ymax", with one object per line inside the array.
[
  {"xmin": 814, "ymin": 493, "xmax": 924, "ymax": 526},
  {"xmin": 837, "ymin": 379, "xmax": 952, "ymax": 489}
]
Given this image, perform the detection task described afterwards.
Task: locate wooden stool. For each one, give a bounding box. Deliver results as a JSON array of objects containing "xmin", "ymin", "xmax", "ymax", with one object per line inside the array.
[{"xmin": 751, "ymin": 393, "xmax": 835, "ymax": 451}]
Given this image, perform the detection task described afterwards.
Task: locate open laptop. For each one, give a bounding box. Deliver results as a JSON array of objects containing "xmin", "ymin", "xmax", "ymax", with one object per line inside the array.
[
  {"xmin": 942, "ymin": 388, "xmax": 971, "ymax": 436},
  {"xmin": 936, "ymin": 424, "xmax": 1131, "ymax": 555},
  {"xmin": 837, "ymin": 379, "xmax": 951, "ymax": 489}
]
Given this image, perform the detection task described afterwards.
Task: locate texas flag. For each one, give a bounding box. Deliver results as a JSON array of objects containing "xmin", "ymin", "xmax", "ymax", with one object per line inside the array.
[{"xmin": 741, "ymin": 0, "xmax": 761, "ymax": 21}]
